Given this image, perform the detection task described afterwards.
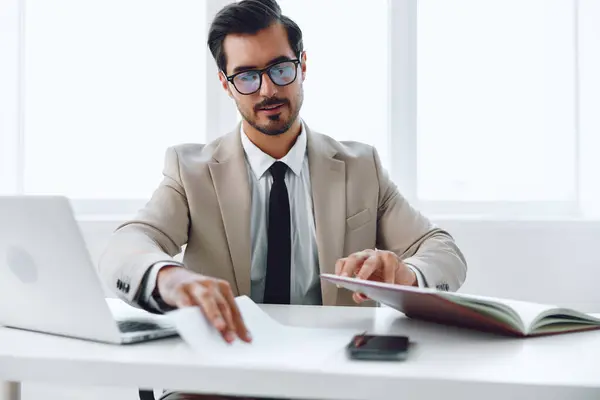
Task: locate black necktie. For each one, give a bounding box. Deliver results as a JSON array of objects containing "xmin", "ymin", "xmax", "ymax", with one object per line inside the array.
[{"xmin": 264, "ymin": 161, "xmax": 291, "ymax": 304}]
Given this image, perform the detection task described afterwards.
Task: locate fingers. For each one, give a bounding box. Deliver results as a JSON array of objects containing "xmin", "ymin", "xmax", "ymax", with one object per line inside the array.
[
  {"xmin": 168, "ymin": 271, "xmax": 252, "ymax": 343},
  {"xmin": 334, "ymin": 258, "xmax": 346, "ymax": 275},
  {"xmin": 219, "ymin": 280, "xmax": 252, "ymax": 343},
  {"xmin": 174, "ymin": 282, "xmax": 223, "ymax": 334},
  {"xmin": 355, "ymin": 251, "xmax": 398, "ymax": 284},
  {"xmin": 382, "ymin": 252, "xmax": 397, "ymax": 284},
  {"xmin": 356, "ymin": 254, "xmax": 380, "ymax": 281},
  {"xmin": 339, "ymin": 251, "xmax": 371, "ymax": 277},
  {"xmin": 188, "ymin": 284, "xmax": 230, "ymax": 342},
  {"xmin": 215, "ymin": 290, "xmax": 236, "ymax": 343},
  {"xmin": 352, "ymin": 292, "xmax": 369, "ymax": 304}
]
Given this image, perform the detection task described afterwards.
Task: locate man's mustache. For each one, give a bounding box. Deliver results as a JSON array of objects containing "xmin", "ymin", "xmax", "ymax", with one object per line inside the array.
[{"xmin": 254, "ymin": 97, "xmax": 289, "ymax": 112}]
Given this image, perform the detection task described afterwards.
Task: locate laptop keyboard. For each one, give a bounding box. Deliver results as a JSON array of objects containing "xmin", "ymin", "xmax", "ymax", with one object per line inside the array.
[{"xmin": 117, "ymin": 320, "xmax": 163, "ymax": 333}]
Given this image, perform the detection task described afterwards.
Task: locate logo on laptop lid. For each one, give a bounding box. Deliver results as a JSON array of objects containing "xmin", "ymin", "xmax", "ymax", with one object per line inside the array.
[{"xmin": 5, "ymin": 246, "xmax": 38, "ymax": 283}]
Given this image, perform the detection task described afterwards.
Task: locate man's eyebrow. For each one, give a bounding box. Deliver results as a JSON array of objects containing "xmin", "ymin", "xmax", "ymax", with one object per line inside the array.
[{"xmin": 231, "ymin": 55, "xmax": 294, "ymax": 74}]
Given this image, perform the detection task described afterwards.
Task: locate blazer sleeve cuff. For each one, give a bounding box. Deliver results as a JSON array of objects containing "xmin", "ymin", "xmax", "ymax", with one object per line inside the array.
[
  {"xmin": 404, "ymin": 260, "xmax": 428, "ymax": 288},
  {"xmin": 138, "ymin": 261, "xmax": 183, "ymax": 313}
]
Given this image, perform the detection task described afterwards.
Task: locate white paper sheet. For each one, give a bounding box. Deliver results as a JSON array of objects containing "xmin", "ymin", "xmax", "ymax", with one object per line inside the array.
[{"xmin": 168, "ymin": 296, "xmax": 355, "ymax": 367}]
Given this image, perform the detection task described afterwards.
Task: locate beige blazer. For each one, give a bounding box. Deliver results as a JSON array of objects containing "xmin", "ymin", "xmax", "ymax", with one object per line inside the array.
[{"xmin": 98, "ymin": 125, "xmax": 467, "ymax": 308}]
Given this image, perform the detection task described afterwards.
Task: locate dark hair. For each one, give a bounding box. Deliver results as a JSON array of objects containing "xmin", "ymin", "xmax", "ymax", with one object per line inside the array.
[{"xmin": 207, "ymin": 0, "xmax": 304, "ymax": 74}]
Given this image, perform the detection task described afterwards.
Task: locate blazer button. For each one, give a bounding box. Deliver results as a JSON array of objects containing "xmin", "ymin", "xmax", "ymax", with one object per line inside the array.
[{"xmin": 124, "ymin": 283, "xmax": 130, "ymax": 293}]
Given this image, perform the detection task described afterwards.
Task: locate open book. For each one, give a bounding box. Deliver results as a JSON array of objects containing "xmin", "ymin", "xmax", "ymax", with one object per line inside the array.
[{"xmin": 321, "ymin": 274, "xmax": 600, "ymax": 337}]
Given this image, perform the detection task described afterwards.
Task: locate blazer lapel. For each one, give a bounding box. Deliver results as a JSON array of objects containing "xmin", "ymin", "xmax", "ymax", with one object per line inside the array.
[
  {"xmin": 208, "ymin": 129, "xmax": 252, "ymax": 296},
  {"xmin": 307, "ymin": 128, "xmax": 346, "ymax": 306}
]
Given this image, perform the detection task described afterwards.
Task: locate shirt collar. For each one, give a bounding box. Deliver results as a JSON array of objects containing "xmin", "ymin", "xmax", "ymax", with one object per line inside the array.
[{"xmin": 240, "ymin": 121, "xmax": 307, "ymax": 180}]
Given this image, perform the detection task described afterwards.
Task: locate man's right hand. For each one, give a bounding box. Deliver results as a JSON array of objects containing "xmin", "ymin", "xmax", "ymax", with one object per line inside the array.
[{"xmin": 156, "ymin": 266, "xmax": 252, "ymax": 344}]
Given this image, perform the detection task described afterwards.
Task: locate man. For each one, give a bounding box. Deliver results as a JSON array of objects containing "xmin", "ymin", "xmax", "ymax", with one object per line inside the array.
[{"xmin": 99, "ymin": 0, "xmax": 467, "ymax": 398}]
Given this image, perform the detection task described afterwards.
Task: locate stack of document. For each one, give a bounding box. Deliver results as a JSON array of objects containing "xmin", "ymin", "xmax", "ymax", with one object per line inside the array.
[{"xmin": 168, "ymin": 296, "xmax": 355, "ymax": 366}]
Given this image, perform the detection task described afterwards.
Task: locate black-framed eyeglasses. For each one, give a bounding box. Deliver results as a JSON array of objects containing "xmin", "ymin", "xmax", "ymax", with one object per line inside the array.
[{"xmin": 225, "ymin": 59, "xmax": 301, "ymax": 95}]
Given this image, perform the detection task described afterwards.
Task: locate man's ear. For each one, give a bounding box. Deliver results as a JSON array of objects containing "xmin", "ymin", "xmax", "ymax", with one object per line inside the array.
[
  {"xmin": 218, "ymin": 71, "xmax": 234, "ymax": 98},
  {"xmin": 300, "ymin": 51, "xmax": 307, "ymax": 82}
]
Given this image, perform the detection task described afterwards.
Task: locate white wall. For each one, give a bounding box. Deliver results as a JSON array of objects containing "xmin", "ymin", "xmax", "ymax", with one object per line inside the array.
[
  {"xmin": 439, "ymin": 219, "xmax": 600, "ymax": 312},
  {"xmin": 80, "ymin": 218, "xmax": 600, "ymax": 313}
]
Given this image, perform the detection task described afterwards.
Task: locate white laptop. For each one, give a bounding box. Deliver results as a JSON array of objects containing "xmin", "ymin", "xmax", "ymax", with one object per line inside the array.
[{"xmin": 0, "ymin": 195, "xmax": 178, "ymax": 344}]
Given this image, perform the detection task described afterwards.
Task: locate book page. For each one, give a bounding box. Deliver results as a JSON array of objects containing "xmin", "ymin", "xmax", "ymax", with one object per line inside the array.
[
  {"xmin": 529, "ymin": 309, "xmax": 600, "ymax": 333},
  {"xmin": 432, "ymin": 292, "xmax": 556, "ymax": 333},
  {"xmin": 438, "ymin": 292, "xmax": 600, "ymax": 334},
  {"xmin": 483, "ymin": 298, "xmax": 557, "ymax": 334}
]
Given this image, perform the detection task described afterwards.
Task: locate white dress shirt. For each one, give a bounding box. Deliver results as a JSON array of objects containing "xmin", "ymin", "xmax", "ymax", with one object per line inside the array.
[
  {"xmin": 138, "ymin": 122, "xmax": 424, "ymax": 311},
  {"xmin": 241, "ymin": 123, "xmax": 322, "ymax": 304}
]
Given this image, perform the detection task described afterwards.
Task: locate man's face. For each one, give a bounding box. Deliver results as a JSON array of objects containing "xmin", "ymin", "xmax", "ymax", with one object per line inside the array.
[{"xmin": 220, "ymin": 23, "xmax": 306, "ymax": 136}]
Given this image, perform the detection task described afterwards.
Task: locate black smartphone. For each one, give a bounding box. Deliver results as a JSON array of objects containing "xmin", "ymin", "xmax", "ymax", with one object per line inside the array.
[{"xmin": 346, "ymin": 333, "xmax": 409, "ymax": 361}]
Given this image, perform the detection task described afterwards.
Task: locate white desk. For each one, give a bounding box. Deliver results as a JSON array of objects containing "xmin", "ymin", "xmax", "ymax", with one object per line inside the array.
[{"xmin": 1, "ymin": 304, "xmax": 600, "ymax": 400}]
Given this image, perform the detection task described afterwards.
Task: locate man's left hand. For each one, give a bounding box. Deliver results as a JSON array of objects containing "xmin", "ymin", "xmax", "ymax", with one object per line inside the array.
[{"xmin": 334, "ymin": 249, "xmax": 417, "ymax": 303}]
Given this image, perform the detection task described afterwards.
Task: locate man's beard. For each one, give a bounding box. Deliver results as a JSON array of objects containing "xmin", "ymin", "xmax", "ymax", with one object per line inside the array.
[{"xmin": 239, "ymin": 90, "xmax": 303, "ymax": 136}]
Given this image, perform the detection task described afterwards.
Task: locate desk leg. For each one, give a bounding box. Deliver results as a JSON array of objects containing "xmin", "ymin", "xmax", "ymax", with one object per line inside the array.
[{"xmin": 0, "ymin": 382, "xmax": 20, "ymax": 400}]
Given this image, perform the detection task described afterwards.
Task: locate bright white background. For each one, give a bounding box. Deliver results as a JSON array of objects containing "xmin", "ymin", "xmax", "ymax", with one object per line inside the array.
[
  {"xmin": 3, "ymin": 0, "xmax": 600, "ymax": 217},
  {"xmin": 22, "ymin": 0, "xmax": 208, "ymax": 200},
  {"xmin": 418, "ymin": 0, "xmax": 576, "ymax": 203},
  {"xmin": 2, "ymin": 2, "xmax": 600, "ymax": 398}
]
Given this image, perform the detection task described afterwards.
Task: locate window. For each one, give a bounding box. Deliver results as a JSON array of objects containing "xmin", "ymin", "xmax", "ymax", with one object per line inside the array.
[
  {"xmin": 22, "ymin": 0, "xmax": 208, "ymax": 204},
  {"xmin": 277, "ymin": 0, "xmax": 391, "ymax": 170},
  {"xmin": 0, "ymin": 0, "xmax": 21, "ymax": 195},
  {"xmin": 4, "ymin": 0, "xmax": 600, "ymax": 219},
  {"xmin": 578, "ymin": 0, "xmax": 600, "ymax": 217},
  {"xmin": 417, "ymin": 0, "xmax": 577, "ymax": 205}
]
